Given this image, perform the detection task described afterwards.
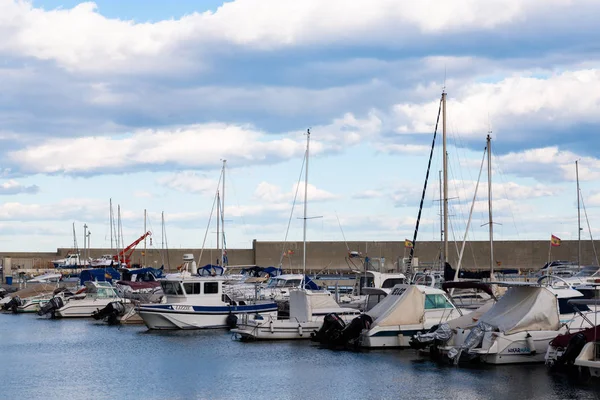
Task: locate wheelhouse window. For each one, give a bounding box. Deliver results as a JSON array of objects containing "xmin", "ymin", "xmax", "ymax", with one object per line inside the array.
[
  {"xmin": 183, "ymin": 282, "xmax": 201, "ymax": 295},
  {"xmin": 382, "ymin": 278, "xmax": 405, "ymax": 288},
  {"xmin": 204, "ymin": 282, "xmax": 219, "ymax": 294},
  {"xmin": 424, "ymin": 294, "xmax": 454, "ymax": 309},
  {"xmin": 285, "ymin": 279, "xmax": 301, "ymax": 288},
  {"xmin": 161, "ymin": 281, "xmax": 184, "ymax": 295}
]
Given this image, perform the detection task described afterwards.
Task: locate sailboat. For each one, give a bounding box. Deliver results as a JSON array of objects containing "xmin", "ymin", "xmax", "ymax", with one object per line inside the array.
[{"xmin": 231, "ymin": 130, "xmax": 360, "ymax": 340}]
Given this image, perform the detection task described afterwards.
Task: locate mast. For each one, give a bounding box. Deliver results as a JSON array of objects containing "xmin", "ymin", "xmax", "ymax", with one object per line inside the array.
[
  {"xmin": 487, "ymin": 134, "xmax": 494, "ymax": 276},
  {"xmin": 303, "ymin": 129, "xmax": 311, "ymax": 280},
  {"xmin": 72, "ymin": 222, "xmax": 78, "ymax": 253},
  {"xmin": 144, "ymin": 209, "xmax": 147, "ymax": 267},
  {"xmin": 576, "ymin": 160, "xmax": 581, "ymax": 268},
  {"xmin": 216, "ymin": 190, "xmax": 220, "ymax": 265},
  {"xmin": 109, "ymin": 198, "xmax": 113, "ymax": 251},
  {"xmin": 83, "ymin": 224, "xmax": 87, "ymax": 263},
  {"xmin": 221, "ymin": 159, "xmax": 226, "ymax": 267},
  {"xmin": 439, "ymin": 170, "xmax": 443, "ymax": 267},
  {"xmin": 442, "ymin": 91, "xmax": 449, "ymax": 265}
]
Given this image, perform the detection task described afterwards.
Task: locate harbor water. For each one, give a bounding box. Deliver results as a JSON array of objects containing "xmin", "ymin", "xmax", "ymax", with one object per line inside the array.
[{"xmin": 2, "ymin": 313, "xmax": 599, "ymax": 400}]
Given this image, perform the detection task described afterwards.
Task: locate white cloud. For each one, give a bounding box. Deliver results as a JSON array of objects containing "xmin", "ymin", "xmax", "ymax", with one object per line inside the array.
[
  {"xmin": 1, "ymin": 0, "xmax": 596, "ymax": 73},
  {"xmin": 0, "ymin": 179, "xmax": 39, "ymax": 194},
  {"xmin": 254, "ymin": 181, "xmax": 338, "ymax": 203},
  {"xmin": 495, "ymin": 147, "xmax": 600, "ymax": 182},
  {"xmin": 353, "ymin": 189, "xmax": 384, "ymax": 199},
  {"xmin": 7, "ymin": 123, "xmax": 319, "ymax": 175},
  {"xmin": 393, "ymin": 69, "xmax": 600, "ymax": 139},
  {"xmin": 157, "ymin": 172, "xmax": 219, "ymax": 194}
]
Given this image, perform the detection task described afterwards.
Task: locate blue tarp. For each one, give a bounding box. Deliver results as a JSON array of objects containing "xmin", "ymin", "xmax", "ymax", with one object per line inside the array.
[
  {"xmin": 79, "ymin": 268, "xmax": 121, "ymax": 286},
  {"xmin": 120, "ymin": 266, "xmax": 164, "ymax": 282},
  {"xmin": 304, "ymin": 275, "xmax": 320, "ymax": 290},
  {"xmin": 241, "ymin": 266, "xmax": 283, "ymax": 278},
  {"xmin": 198, "ymin": 264, "xmax": 224, "ymax": 276}
]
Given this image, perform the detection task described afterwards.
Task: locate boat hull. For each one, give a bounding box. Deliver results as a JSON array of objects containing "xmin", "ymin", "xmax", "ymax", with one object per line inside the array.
[
  {"xmin": 55, "ymin": 299, "xmax": 123, "ymax": 318},
  {"xmin": 138, "ymin": 303, "xmax": 278, "ymax": 330}
]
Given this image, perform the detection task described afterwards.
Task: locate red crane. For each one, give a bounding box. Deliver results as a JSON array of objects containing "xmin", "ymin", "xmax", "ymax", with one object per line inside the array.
[{"xmin": 114, "ymin": 231, "xmax": 152, "ymax": 268}]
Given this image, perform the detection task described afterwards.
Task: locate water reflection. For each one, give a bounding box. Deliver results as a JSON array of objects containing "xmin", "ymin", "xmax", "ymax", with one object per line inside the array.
[{"xmin": 1, "ymin": 314, "xmax": 599, "ymax": 400}]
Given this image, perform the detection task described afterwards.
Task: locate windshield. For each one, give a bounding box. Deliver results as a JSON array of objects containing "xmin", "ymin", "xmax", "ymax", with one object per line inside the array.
[{"xmin": 573, "ymin": 267, "xmax": 600, "ymax": 278}]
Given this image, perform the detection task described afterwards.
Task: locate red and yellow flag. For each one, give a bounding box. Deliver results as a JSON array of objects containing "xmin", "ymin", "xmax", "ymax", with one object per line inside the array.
[
  {"xmin": 404, "ymin": 239, "xmax": 413, "ymax": 248},
  {"xmin": 550, "ymin": 234, "xmax": 561, "ymax": 247}
]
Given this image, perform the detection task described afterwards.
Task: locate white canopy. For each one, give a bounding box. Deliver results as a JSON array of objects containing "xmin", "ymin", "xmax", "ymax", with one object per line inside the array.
[
  {"xmin": 479, "ymin": 286, "xmax": 560, "ymax": 334},
  {"xmin": 289, "ymin": 290, "xmax": 340, "ymax": 322},
  {"xmin": 446, "ymin": 301, "xmax": 494, "ymax": 330},
  {"xmin": 367, "ymin": 285, "xmax": 425, "ymax": 327}
]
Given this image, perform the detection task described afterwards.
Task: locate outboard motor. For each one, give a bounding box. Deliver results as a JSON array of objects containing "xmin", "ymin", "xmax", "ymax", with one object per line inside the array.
[
  {"xmin": 37, "ymin": 297, "xmax": 64, "ymax": 317},
  {"xmin": 92, "ymin": 301, "xmax": 126, "ymax": 325},
  {"xmin": 0, "ymin": 288, "xmax": 7, "ymax": 299},
  {"xmin": 226, "ymin": 313, "xmax": 238, "ymax": 329},
  {"xmin": 555, "ymin": 332, "xmax": 587, "ymax": 368},
  {"xmin": 410, "ymin": 323, "xmax": 453, "ymax": 351},
  {"xmin": 311, "ymin": 313, "xmax": 346, "ymax": 344},
  {"xmin": 340, "ymin": 314, "xmax": 373, "ymax": 347},
  {"xmin": 3, "ymin": 296, "xmax": 22, "ymax": 313}
]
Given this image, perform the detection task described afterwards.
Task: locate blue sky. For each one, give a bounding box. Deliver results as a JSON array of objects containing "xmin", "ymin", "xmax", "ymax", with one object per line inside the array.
[{"xmin": 1, "ymin": 0, "xmax": 600, "ymax": 252}]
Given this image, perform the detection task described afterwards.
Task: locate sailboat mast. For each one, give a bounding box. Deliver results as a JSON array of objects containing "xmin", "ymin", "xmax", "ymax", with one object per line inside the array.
[
  {"xmin": 439, "ymin": 170, "xmax": 443, "ymax": 267},
  {"xmin": 487, "ymin": 134, "xmax": 494, "ymax": 276},
  {"xmin": 442, "ymin": 91, "xmax": 449, "ymax": 265},
  {"xmin": 109, "ymin": 198, "xmax": 113, "ymax": 251},
  {"xmin": 576, "ymin": 160, "xmax": 581, "ymax": 268},
  {"xmin": 221, "ymin": 159, "xmax": 226, "ymax": 267},
  {"xmin": 303, "ymin": 129, "xmax": 311, "ymax": 278},
  {"xmin": 144, "ymin": 209, "xmax": 147, "ymax": 267},
  {"xmin": 216, "ymin": 190, "xmax": 220, "ymax": 265}
]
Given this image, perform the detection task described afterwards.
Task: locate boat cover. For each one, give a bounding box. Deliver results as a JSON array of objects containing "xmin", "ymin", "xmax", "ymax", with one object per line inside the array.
[
  {"xmin": 367, "ymin": 285, "xmax": 425, "ymax": 327},
  {"xmin": 550, "ymin": 325, "xmax": 600, "ymax": 348},
  {"xmin": 116, "ymin": 281, "xmax": 161, "ymax": 290},
  {"xmin": 0, "ymin": 283, "xmax": 57, "ymax": 302},
  {"xmin": 446, "ymin": 301, "xmax": 495, "ymax": 330},
  {"xmin": 289, "ymin": 290, "xmax": 341, "ymax": 322},
  {"xmin": 79, "ymin": 268, "xmax": 121, "ymax": 286},
  {"xmin": 479, "ymin": 286, "xmax": 560, "ymax": 334},
  {"xmin": 198, "ymin": 265, "xmax": 224, "ymax": 276}
]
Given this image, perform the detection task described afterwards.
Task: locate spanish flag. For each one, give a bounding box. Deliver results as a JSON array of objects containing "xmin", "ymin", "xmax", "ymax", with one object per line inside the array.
[
  {"xmin": 105, "ymin": 272, "xmax": 112, "ymax": 279},
  {"xmin": 404, "ymin": 239, "xmax": 413, "ymax": 248},
  {"xmin": 551, "ymin": 234, "xmax": 561, "ymax": 247}
]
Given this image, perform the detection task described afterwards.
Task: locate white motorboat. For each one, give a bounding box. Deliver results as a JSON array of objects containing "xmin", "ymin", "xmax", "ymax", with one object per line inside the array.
[
  {"xmin": 231, "ymin": 289, "xmax": 360, "ymax": 340},
  {"xmin": 28, "ymin": 272, "xmax": 62, "ymax": 283},
  {"xmin": 356, "ymin": 284, "xmax": 466, "ymax": 348},
  {"xmin": 46, "ymin": 281, "xmax": 127, "ymax": 318},
  {"xmin": 90, "ymin": 255, "xmax": 117, "ymax": 268},
  {"xmin": 439, "ymin": 281, "xmax": 600, "ymax": 365},
  {"xmin": 138, "ymin": 255, "xmax": 277, "ymax": 330}
]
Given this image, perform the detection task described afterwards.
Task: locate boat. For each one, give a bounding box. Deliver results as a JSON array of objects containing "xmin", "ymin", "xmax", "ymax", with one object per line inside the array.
[
  {"xmin": 231, "ymin": 289, "xmax": 360, "ymax": 340},
  {"xmin": 0, "ymin": 283, "xmax": 59, "ymax": 312},
  {"xmin": 27, "ymin": 272, "xmax": 62, "ymax": 283},
  {"xmin": 545, "ymin": 299, "xmax": 600, "ymax": 377},
  {"xmin": 39, "ymin": 281, "xmax": 127, "ymax": 318},
  {"xmin": 438, "ymin": 281, "xmax": 600, "ymax": 365},
  {"xmin": 90, "ymin": 255, "xmax": 118, "ymax": 268},
  {"xmin": 138, "ymin": 176, "xmax": 278, "ymax": 331}
]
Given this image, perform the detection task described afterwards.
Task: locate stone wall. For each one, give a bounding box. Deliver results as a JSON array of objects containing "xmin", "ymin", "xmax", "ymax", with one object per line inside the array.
[{"xmin": 1, "ymin": 239, "xmax": 597, "ymax": 273}]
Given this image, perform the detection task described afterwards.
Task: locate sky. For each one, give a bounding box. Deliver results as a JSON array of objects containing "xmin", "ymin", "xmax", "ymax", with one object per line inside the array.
[{"xmin": 1, "ymin": 0, "xmax": 600, "ymax": 252}]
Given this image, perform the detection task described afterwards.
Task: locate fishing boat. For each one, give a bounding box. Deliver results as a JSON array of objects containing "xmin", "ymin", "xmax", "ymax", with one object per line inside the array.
[{"xmin": 137, "ymin": 272, "xmax": 278, "ymax": 330}]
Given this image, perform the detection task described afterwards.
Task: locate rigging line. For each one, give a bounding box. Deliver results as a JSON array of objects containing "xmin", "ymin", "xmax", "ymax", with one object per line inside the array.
[
  {"xmin": 335, "ymin": 212, "xmax": 350, "ymax": 252},
  {"xmin": 490, "ymin": 147, "xmax": 521, "ymax": 239},
  {"xmin": 224, "ymin": 163, "xmax": 249, "ymax": 241},
  {"xmin": 579, "ymin": 191, "xmax": 599, "ymax": 266},
  {"xmin": 409, "ymin": 95, "xmax": 443, "ymax": 265},
  {"xmin": 197, "ymin": 169, "xmax": 223, "ymax": 266},
  {"xmin": 279, "ymin": 148, "xmax": 307, "ymax": 267}
]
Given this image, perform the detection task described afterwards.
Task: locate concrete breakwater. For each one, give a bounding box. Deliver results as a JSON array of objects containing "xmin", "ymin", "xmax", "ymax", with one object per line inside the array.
[{"xmin": 0, "ymin": 239, "xmax": 597, "ymax": 274}]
